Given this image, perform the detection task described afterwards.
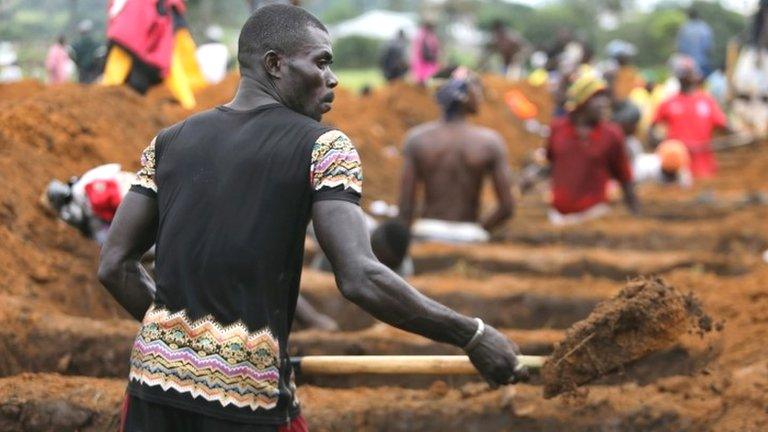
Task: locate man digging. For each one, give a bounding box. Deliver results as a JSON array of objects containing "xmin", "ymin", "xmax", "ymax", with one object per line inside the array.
[
  {"xmin": 98, "ymin": 5, "xmax": 527, "ymax": 431},
  {"xmin": 398, "ymin": 67, "xmax": 515, "ymax": 243}
]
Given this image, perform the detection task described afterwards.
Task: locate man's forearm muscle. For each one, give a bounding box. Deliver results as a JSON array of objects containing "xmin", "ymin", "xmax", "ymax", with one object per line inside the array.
[
  {"xmin": 98, "ymin": 192, "xmax": 158, "ymax": 321},
  {"xmin": 313, "ymin": 201, "xmax": 476, "ymax": 346}
]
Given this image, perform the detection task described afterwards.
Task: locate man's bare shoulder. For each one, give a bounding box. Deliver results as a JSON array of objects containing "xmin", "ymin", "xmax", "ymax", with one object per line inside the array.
[
  {"xmin": 467, "ymin": 124, "xmax": 506, "ymax": 150},
  {"xmin": 402, "ymin": 121, "xmax": 444, "ymax": 155},
  {"xmin": 404, "ymin": 121, "xmax": 443, "ymax": 143}
]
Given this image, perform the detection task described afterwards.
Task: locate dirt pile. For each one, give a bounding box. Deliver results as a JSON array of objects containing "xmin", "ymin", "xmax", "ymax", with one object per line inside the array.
[
  {"xmin": 542, "ymin": 277, "xmax": 713, "ymax": 398},
  {"xmin": 7, "ymin": 76, "xmax": 767, "ymax": 431},
  {"xmin": 0, "ymin": 80, "xmax": 46, "ymax": 105},
  {"xmin": 0, "ymin": 84, "xmax": 167, "ymax": 319},
  {"xmin": 0, "ymin": 76, "xmax": 549, "ymax": 320}
]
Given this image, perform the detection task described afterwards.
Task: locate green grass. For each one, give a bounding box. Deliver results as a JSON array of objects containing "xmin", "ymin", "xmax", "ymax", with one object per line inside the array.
[{"xmin": 335, "ymin": 68, "xmax": 384, "ymax": 93}]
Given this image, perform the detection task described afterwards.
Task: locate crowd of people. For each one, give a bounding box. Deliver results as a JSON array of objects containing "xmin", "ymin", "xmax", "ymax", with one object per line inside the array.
[{"xmin": 375, "ymin": 6, "xmax": 761, "ymax": 228}]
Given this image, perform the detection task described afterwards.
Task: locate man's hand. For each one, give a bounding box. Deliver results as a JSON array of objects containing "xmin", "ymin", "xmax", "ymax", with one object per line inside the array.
[{"xmin": 466, "ymin": 325, "xmax": 529, "ymax": 387}]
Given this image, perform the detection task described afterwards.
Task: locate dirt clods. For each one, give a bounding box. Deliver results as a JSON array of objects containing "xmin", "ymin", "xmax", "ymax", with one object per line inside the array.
[{"xmin": 542, "ymin": 277, "xmax": 712, "ymax": 398}]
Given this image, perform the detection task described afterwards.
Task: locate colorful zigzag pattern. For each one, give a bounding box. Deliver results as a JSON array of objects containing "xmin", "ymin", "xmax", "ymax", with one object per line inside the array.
[
  {"xmin": 129, "ymin": 305, "xmax": 281, "ymax": 411},
  {"xmin": 132, "ymin": 138, "xmax": 157, "ymax": 193},
  {"xmin": 311, "ymin": 130, "xmax": 363, "ymax": 194}
]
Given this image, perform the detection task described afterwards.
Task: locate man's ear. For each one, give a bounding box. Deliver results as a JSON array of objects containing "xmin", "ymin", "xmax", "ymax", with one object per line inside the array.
[{"xmin": 263, "ymin": 50, "xmax": 283, "ymax": 79}]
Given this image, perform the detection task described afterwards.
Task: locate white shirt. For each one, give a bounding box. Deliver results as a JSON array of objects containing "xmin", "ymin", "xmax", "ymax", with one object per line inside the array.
[
  {"xmin": 196, "ymin": 43, "xmax": 229, "ymax": 84},
  {"xmin": 632, "ymin": 153, "xmax": 692, "ymax": 187}
]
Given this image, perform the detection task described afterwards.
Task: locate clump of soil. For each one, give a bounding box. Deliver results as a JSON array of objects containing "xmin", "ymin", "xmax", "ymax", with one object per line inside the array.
[{"xmin": 541, "ymin": 277, "xmax": 712, "ymax": 398}]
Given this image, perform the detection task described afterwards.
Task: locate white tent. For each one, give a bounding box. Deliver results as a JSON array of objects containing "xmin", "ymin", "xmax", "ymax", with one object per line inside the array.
[{"xmin": 330, "ymin": 10, "xmax": 418, "ymax": 41}]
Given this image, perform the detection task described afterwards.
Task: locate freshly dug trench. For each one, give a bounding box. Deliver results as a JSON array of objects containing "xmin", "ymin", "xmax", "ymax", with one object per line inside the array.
[{"xmin": 541, "ymin": 277, "xmax": 713, "ymax": 398}]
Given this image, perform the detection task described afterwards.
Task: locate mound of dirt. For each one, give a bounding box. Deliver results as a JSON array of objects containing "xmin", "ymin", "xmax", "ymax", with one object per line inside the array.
[
  {"xmin": 0, "ymin": 84, "xmax": 165, "ymax": 319},
  {"xmin": 541, "ymin": 277, "xmax": 713, "ymax": 398},
  {"xmin": 0, "ymin": 80, "xmax": 46, "ymax": 106},
  {"xmin": 0, "ymin": 76, "xmax": 549, "ymax": 321}
]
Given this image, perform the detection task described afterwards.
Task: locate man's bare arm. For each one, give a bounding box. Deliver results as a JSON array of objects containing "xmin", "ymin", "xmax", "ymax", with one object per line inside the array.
[
  {"xmin": 397, "ymin": 140, "xmax": 419, "ymax": 226},
  {"xmin": 480, "ymin": 139, "xmax": 514, "ymax": 231},
  {"xmin": 98, "ymin": 192, "xmax": 158, "ymax": 321},
  {"xmin": 313, "ymin": 200, "xmax": 527, "ymax": 385},
  {"xmin": 621, "ymin": 181, "xmax": 640, "ymax": 215}
]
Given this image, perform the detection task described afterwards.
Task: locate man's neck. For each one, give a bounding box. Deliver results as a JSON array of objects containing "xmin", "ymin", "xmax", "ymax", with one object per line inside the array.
[
  {"xmin": 442, "ymin": 108, "xmax": 469, "ymax": 124},
  {"xmin": 571, "ymin": 113, "xmax": 598, "ymax": 130},
  {"xmin": 680, "ymin": 84, "xmax": 697, "ymax": 94},
  {"xmin": 225, "ymin": 73, "xmax": 285, "ymax": 111}
]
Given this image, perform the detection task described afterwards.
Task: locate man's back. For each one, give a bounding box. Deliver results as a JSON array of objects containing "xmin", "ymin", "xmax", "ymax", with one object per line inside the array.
[
  {"xmin": 404, "ymin": 121, "xmax": 503, "ymax": 222},
  {"xmin": 127, "ymin": 103, "xmax": 355, "ymax": 423}
]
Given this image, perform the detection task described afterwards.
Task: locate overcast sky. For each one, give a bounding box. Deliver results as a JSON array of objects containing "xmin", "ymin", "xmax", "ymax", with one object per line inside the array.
[{"xmin": 505, "ymin": 0, "xmax": 759, "ymax": 15}]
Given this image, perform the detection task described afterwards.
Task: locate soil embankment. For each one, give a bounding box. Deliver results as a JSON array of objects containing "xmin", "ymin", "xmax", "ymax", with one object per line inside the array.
[{"xmin": 0, "ymin": 76, "xmax": 767, "ymax": 431}]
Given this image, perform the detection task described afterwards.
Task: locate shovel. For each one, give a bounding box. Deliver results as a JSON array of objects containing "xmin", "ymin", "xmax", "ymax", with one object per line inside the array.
[
  {"xmin": 290, "ymin": 278, "xmax": 712, "ymax": 398},
  {"xmin": 290, "ymin": 354, "xmax": 545, "ymax": 375}
]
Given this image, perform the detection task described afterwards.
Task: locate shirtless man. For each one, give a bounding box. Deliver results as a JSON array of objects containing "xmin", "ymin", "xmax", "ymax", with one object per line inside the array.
[
  {"xmin": 98, "ymin": 6, "xmax": 526, "ymax": 430},
  {"xmin": 398, "ymin": 67, "xmax": 514, "ymax": 243}
]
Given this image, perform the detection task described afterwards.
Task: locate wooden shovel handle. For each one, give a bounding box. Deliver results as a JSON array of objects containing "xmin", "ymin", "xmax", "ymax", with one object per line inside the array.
[{"xmin": 291, "ymin": 355, "xmax": 546, "ymax": 375}]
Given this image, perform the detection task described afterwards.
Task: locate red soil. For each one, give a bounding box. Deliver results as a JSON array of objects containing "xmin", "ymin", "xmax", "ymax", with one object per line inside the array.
[{"xmin": 0, "ymin": 76, "xmax": 767, "ymax": 431}]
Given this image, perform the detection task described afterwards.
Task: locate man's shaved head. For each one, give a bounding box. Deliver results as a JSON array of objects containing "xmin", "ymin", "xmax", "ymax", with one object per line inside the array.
[{"xmin": 237, "ymin": 4, "xmax": 328, "ymax": 72}]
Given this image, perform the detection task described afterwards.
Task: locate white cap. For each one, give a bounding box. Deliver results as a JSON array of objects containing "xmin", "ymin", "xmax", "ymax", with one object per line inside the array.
[
  {"xmin": 605, "ymin": 39, "xmax": 637, "ymax": 59},
  {"xmin": 205, "ymin": 25, "xmax": 224, "ymax": 42},
  {"xmin": 0, "ymin": 41, "xmax": 17, "ymax": 66},
  {"xmin": 78, "ymin": 19, "xmax": 94, "ymax": 33}
]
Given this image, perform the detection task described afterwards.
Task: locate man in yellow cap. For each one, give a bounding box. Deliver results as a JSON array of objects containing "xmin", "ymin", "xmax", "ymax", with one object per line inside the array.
[{"xmin": 546, "ymin": 72, "xmax": 639, "ymax": 225}]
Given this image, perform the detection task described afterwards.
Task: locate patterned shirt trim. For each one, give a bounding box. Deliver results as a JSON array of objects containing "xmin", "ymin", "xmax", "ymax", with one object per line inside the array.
[
  {"xmin": 310, "ymin": 130, "xmax": 363, "ymax": 194},
  {"xmin": 132, "ymin": 137, "xmax": 157, "ymax": 193},
  {"xmin": 129, "ymin": 305, "xmax": 281, "ymax": 411}
]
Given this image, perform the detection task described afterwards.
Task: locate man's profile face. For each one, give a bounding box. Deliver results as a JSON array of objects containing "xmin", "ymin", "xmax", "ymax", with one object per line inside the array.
[{"xmin": 278, "ymin": 26, "xmax": 338, "ymax": 121}]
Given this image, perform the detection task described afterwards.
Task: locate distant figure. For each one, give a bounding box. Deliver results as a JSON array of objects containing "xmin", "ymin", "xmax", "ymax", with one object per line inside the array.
[
  {"xmin": 44, "ymin": 164, "xmax": 136, "ymax": 245},
  {"xmin": 399, "ymin": 67, "xmax": 514, "ymax": 242},
  {"xmin": 411, "ymin": 20, "xmax": 440, "ymax": 84},
  {"xmin": 309, "ymin": 215, "xmax": 414, "ymax": 277},
  {"xmin": 652, "ymin": 56, "xmax": 728, "ymax": 179},
  {"xmin": 632, "ymin": 139, "xmax": 692, "ymax": 187},
  {"xmin": 72, "ymin": 20, "xmax": 102, "ymax": 84},
  {"xmin": 750, "ymin": 0, "xmax": 768, "ymax": 48},
  {"xmin": 731, "ymin": 1, "xmax": 768, "ymax": 138},
  {"xmin": 45, "ymin": 35, "xmax": 72, "ymax": 84},
  {"xmin": 102, "ymin": 0, "xmax": 205, "ymax": 108},
  {"xmin": 605, "ymin": 39, "xmax": 644, "ymax": 104},
  {"xmin": 546, "ymin": 72, "xmax": 638, "ymax": 225},
  {"xmin": 676, "ymin": 8, "xmax": 714, "ymax": 77},
  {"xmin": 480, "ymin": 19, "xmax": 528, "ymax": 80},
  {"xmin": 0, "ymin": 42, "xmax": 23, "ymax": 83},
  {"xmin": 196, "ymin": 25, "xmax": 230, "ymax": 84},
  {"xmin": 612, "ymin": 99, "xmax": 644, "ymax": 162},
  {"xmin": 380, "ymin": 29, "xmax": 409, "ymax": 82}
]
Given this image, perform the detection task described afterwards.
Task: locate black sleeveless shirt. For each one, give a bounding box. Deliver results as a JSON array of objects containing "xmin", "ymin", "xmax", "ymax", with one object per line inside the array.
[{"xmin": 126, "ymin": 103, "xmax": 362, "ymax": 424}]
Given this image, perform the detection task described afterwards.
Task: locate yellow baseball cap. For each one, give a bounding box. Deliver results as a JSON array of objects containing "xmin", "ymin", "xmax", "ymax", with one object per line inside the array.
[{"xmin": 565, "ymin": 71, "xmax": 608, "ymax": 112}]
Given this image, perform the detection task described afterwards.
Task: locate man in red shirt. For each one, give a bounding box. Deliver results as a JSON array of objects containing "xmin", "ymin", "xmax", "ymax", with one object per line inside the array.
[
  {"xmin": 546, "ymin": 72, "xmax": 639, "ymax": 225},
  {"xmin": 652, "ymin": 56, "xmax": 728, "ymax": 179}
]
